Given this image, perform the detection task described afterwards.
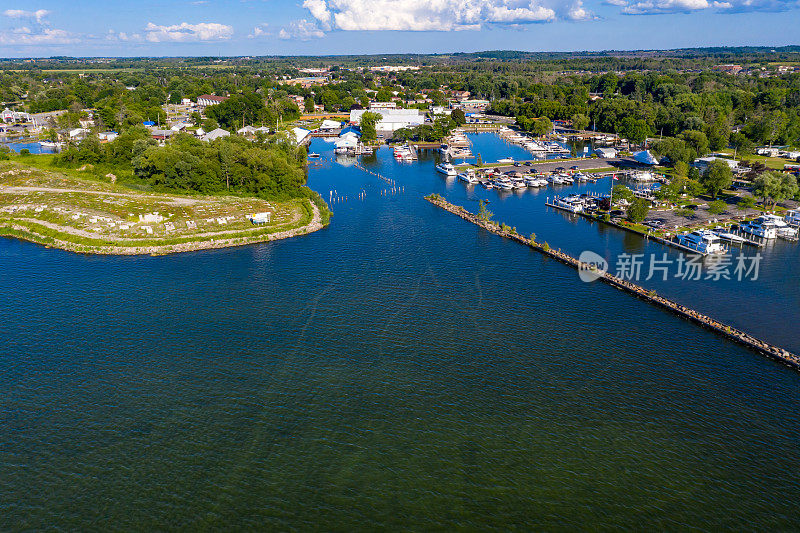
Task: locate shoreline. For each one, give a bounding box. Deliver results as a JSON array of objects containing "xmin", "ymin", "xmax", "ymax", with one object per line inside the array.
[
  {"xmin": 0, "ymin": 199, "xmax": 325, "ymax": 256},
  {"xmin": 426, "ymin": 194, "xmax": 800, "ymax": 371}
]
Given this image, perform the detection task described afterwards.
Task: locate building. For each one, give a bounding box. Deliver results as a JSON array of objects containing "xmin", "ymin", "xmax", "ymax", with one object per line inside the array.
[
  {"xmin": 202, "ymin": 128, "xmax": 231, "ymax": 142},
  {"xmin": 693, "ymin": 156, "xmax": 739, "ymax": 172},
  {"xmin": 453, "ymin": 99, "xmax": 491, "ymax": 111},
  {"xmin": 594, "ymin": 147, "xmax": 617, "ymax": 158},
  {"xmin": 319, "ymin": 119, "xmax": 342, "ymax": 130},
  {"xmin": 291, "ymin": 127, "xmax": 312, "ymax": 145},
  {"xmin": 369, "ymin": 102, "xmax": 397, "ymax": 110},
  {"xmin": 369, "ymin": 66, "xmax": 420, "ymax": 72},
  {"xmin": 285, "ymin": 77, "xmax": 329, "ymax": 88},
  {"xmin": 713, "ymin": 64, "xmax": 743, "ymax": 75},
  {"xmin": 349, "ymin": 108, "xmax": 426, "ymax": 132},
  {"xmin": 197, "ymin": 95, "xmax": 229, "ymax": 108},
  {"xmin": 151, "ymin": 129, "xmax": 176, "ymax": 141},
  {"xmin": 98, "ymin": 131, "xmax": 119, "ymax": 142},
  {"xmin": 1, "ymin": 108, "xmax": 30, "ymax": 123}
]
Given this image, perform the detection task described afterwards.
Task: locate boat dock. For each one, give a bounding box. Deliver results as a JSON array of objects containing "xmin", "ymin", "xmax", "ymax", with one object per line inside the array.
[{"xmin": 426, "ymin": 194, "xmax": 800, "ymax": 372}]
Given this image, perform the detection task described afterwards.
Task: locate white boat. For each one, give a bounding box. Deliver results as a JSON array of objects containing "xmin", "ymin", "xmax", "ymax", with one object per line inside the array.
[
  {"xmin": 458, "ymin": 171, "xmax": 479, "ymax": 184},
  {"xmin": 547, "ymin": 174, "xmax": 564, "ymax": 184},
  {"xmin": 436, "ymin": 162, "xmax": 457, "ymax": 176},
  {"xmin": 573, "ymin": 172, "xmax": 588, "ymax": 182},
  {"xmin": 676, "ymin": 230, "xmax": 726, "ymax": 255},
  {"xmin": 712, "ymin": 227, "xmax": 746, "ymax": 245},
  {"xmin": 525, "ymin": 176, "xmax": 545, "ymax": 187},
  {"xmin": 497, "ymin": 157, "xmax": 514, "ymax": 164},
  {"xmin": 786, "ymin": 209, "xmax": 800, "ymax": 227},
  {"xmin": 494, "ymin": 177, "xmax": 514, "ymax": 190},
  {"xmin": 739, "ymin": 217, "xmax": 779, "ymax": 239},
  {"xmin": 559, "ymin": 173, "xmax": 575, "ymax": 185},
  {"xmin": 761, "ymin": 214, "xmax": 798, "ymax": 239},
  {"xmin": 439, "ymin": 144, "xmax": 450, "ymax": 155},
  {"xmin": 551, "ymin": 195, "xmax": 584, "ymax": 213},
  {"xmin": 308, "ymin": 152, "xmax": 320, "ymax": 158}
]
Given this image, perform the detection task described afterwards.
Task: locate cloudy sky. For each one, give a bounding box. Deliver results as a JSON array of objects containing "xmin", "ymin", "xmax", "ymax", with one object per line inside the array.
[{"xmin": 0, "ymin": 0, "xmax": 797, "ymax": 57}]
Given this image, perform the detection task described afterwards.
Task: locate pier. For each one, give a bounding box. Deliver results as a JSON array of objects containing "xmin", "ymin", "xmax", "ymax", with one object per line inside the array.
[{"xmin": 426, "ymin": 194, "xmax": 800, "ymax": 372}]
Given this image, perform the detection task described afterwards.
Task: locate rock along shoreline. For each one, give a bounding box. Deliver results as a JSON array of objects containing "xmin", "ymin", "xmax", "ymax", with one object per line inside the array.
[
  {"xmin": 0, "ymin": 200, "xmax": 325, "ymax": 256},
  {"xmin": 426, "ymin": 194, "xmax": 800, "ymax": 372}
]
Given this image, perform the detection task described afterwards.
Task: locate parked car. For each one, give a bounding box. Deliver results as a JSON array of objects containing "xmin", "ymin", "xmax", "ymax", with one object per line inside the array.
[{"xmin": 570, "ymin": 165, "xmax": 579, "ymax": 170}]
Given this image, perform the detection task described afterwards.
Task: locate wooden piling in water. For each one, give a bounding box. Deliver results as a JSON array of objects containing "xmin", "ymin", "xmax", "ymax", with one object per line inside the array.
[{"xmin": 425, "ymin": 194, "xmax": 800, "ymax": 372}]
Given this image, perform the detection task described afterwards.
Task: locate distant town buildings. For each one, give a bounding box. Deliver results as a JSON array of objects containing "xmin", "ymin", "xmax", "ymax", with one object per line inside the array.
[
  {"xmin": 197, "ymin": 95, "xmax": 229, "ymax": 108},
  {"xmin": 713, "ymin": 64, "xmax": 743, "ymax": 75}
]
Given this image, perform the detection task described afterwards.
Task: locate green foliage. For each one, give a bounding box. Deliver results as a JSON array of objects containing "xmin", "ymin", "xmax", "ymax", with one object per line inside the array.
[
  {"xmin": 626, "ymin": 198, "xmax": 650, "ymax": 223},
  {"xmin": 737, "ymin": 196, "xmax": 756, "ymax": 209},
  {"xmin": 478, "ymin": 199, "xmax": 493, "ymax": 222},
  {"xmin": 476, "ymin": 153, "xmax": 483, "ymax": 166},
  {"xmin": 571, "ymin": 113, "xmax": 590, "ymax": 131},
  {"xmin": 700, "ymin": 160, "xmax": 733, "ymax": 198},
  {"xmin": 359, "ymin": 111, "xmax": 381, "ymax": 143},
  {"xmin": 19, "ymin": 149, "xmax": 30, "ymax": 156},
  {"xmin": 752, "ymin": 170, "xmax": 794, "ymax": 208},
  {"xmin": 708, "ymin": 199, "xmax": 728, "ymax": 215},
  {"xmin": 618, "ymin": 116, "xmax": 651, "ymax": 144},
  {"xmin": 612, "ymin": 184, "xmax": 634, "ymax": 202},
  {"xmin": 451, "ymin": 108, "xmax": 466, "ymax": 126}
]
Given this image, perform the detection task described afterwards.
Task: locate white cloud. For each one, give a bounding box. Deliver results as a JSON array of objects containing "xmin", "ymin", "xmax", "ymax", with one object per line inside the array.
[
  {"xmin": 248, "ymin": 23, "xmax": 270, "ymax": 38},
  {"xmin": 3, "ymin": 9, "xmax": 50, "ymax": 23},
  {"xmin": 0, "ymin": 27, "xmax": 76, "ymax": 45},
  {"xmin": 0, "ymin": 8, "xmax": 78, "ymax": 45},
  {"xmin": 279, "ymin": 19, "xmax": 326, "ymax": 40},
  {"xmin": 617, "ymin": 0, "xmax": 797, "ymax": 12},
  {"xmin": 143, "ymin": 22, "xmax": 234, "ymax": 42},
  {"xmin": 300, "ymin": 0, "xmax": 591, "ymax": 31}
]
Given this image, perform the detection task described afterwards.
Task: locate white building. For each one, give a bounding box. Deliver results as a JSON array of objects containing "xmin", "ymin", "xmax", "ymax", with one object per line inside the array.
[
  {"xmin": 594, "ymin": 147, "xmax": 617, "ymax": 158},
  {"xmin": 694, "ymin": 156, "xmax": 739, "ymax": 172},
  {"xmin": 98, "ymin": 131, "xmax": 118, "ymax": 142},
  {"xmin": 197, "ymin": 95, "xmax": 228, "ymax": 108},
  {"xmin": 202, "ymin": 128, "xmax": 231, "ymax": 142},
  {"xmin": 291, "ymin": 127, "xmax": 312, "ymax": 145},
  {"xmin": 349, "ymin": 108, "xmax": 425, "ymax": 132}
]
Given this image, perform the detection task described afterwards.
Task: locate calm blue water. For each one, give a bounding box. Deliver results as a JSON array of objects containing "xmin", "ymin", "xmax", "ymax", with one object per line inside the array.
[
  {"xmin": 2, "ymin": 134, "xmax": 800, "ymax": 529},
  {"xmin": 2, "ymin": 141, "xmax": 56, "ymax": 154}
]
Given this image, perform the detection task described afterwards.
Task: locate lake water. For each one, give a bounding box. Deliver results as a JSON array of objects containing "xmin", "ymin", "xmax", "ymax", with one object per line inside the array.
[{"xmin": 2, "ymin": 133, "xmax": 799, "ymax": 529}]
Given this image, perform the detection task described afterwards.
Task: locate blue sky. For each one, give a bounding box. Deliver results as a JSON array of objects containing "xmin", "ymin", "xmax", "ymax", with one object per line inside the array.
[{"xmin": 0, "ymin": 0, "xmax": 798, "ymax": 57}]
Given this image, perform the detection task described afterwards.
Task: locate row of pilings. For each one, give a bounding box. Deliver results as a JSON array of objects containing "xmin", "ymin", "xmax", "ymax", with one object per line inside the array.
[{"xmin": 425, "ymin": 194, "xmax": 800, "ymax": 372}]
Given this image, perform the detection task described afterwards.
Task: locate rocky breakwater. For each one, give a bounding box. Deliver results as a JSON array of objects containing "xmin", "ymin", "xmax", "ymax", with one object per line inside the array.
[{"xmin": 425, "ymin": 194, "xmax": 800, "ymax": 372}]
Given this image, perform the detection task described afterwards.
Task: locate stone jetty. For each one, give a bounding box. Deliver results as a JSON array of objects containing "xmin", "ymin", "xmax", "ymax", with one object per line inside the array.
[{"xmin": 426, "ymin": 194, "xmax": 800, "ymax": 371}]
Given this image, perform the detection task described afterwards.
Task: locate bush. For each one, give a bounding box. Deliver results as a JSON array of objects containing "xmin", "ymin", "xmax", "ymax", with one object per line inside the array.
[
  {"xmin": 737, "ymin": 197, "xmax": 756, "ymax": 210},
  {"xmin": 19, "ymin": 148, "xmax": 30, "ymax": 156},
  {"xmin": 708, "ymin": 199, "xmax": 727, "ymax": 215},
  {"xmin": 626, "ymin": 198, "xmax": 650, "ymax": 223}
]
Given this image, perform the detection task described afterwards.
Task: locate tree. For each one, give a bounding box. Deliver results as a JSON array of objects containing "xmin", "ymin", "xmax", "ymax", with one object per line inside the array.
[
  {"xmin": 571, "ymin": 113, "xmax": 590, "ymax": 131},
  {"xmin": 708, "ymin": 199, "xmax": 728, "ymax": 215},
  {"xmin": 753, "ymin": 171, "xmax": 782, "ymax": 208},
  {"xmin": 612, "ymin": 184, "xmax": 634, "ymax": 202},
  {"xmin": 627, "ymin": 198, "xmax": 650, "ymax": 223},
  {"xmin": 701, "ymin": 160, "xmax": 732, "ymax": 198},
  {"xmin": 304, "ymin": 97, "xmax": 315, "ymax": 113},
  {"xmin": 451, "ymin": 108, "xmax": 466, "ymax": 126},
  {"xmin": 737, "ymin": 197, "xmax": 756, "ymax": 210},
  {"xmin": 478, "ymin": 199, "xmax": 493, "ymax": 222},
  {"xmin": 359, "ymin": 111, "xmax": 381, "ymax": 143},
  {"xmin": 475, "ymin": 153, "xmax": 483, "ymax": 166},
  {"xmin": 202, "ymin": 118, "xmax": 219, "ymax": 131},
  {"xmin": 674, "ymin": 160, "xmax": 689, "ymax": 178},
  {"xmin": 730, "ymin": 132, "xmax": 755, "ymax": 157},
  {"xmin": 678, "ymin": 130, "xmax": 710, "ymax": 159},
  {"xmin": 530, "ymin": 117, "xmax": 552, "ymax": 137},
  {"xmin": 618, "ymin": 117, "xmax": 650, "ymax": 145}
]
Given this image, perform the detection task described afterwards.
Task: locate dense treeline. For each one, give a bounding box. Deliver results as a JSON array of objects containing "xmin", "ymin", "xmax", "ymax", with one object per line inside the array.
[{"xmin": 53, "ymin": 127, "xmax": 308, "ymax": 199}]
